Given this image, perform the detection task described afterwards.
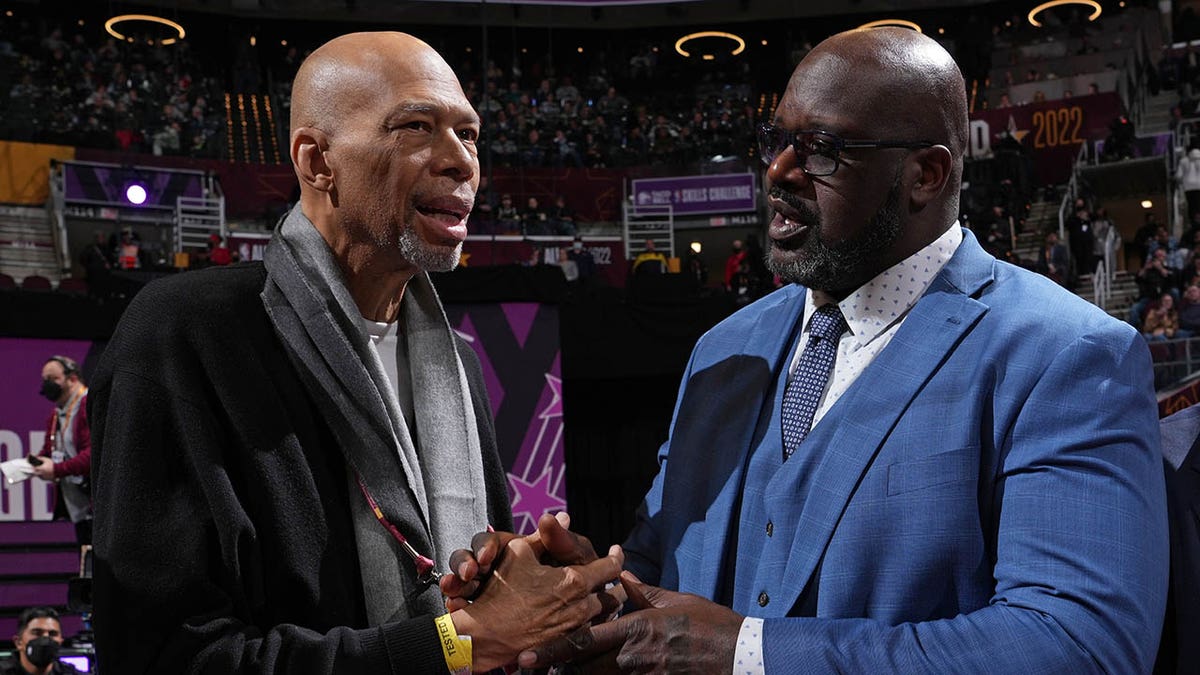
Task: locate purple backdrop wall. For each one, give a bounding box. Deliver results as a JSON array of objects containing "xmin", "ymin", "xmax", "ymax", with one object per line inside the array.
[{"xmin": 0, "ymin": 306, "xmax": 562, "ymax": 531}]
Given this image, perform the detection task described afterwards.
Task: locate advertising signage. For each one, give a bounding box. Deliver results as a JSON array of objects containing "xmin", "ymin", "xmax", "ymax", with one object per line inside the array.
[{"xmin": 631, "ymin": 173, "xmax": 757, "ymax": 216}]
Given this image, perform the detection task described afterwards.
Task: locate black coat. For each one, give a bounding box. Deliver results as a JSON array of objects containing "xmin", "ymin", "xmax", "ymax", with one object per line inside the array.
[{"xmin": 89, "ymin": 263, "xmax": 512, "ymax": 674}]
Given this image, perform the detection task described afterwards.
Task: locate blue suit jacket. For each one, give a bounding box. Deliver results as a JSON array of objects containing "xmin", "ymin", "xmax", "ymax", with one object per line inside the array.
[{"xmin": 624, "ymin": 230, "xmax": 1168, "ymax": 673}]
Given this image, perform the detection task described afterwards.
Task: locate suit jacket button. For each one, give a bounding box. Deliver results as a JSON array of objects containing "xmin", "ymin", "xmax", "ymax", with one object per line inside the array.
[
  {"xmin": 758, "ymin": 591, "xmax": 769, "ymax": 607},
  {"xmin": 766, "ymin": 520, "xmax": 774, "ymax": 537}
]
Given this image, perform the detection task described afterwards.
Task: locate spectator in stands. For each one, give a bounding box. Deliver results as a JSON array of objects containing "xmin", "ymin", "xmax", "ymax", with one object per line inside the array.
[
  {"xmin": 1133, "ymin": 248, "xmax": 1180, "ymax": 327},
  {"xmin": 206, "ymin": 234, "xmax": 234, "ymax": 266},
  {"xmin": 1036, "ymin": 230, "xmax": 1069, "ymax": 286},
  {"xmin": 78, "ymin": 231, "xmax": 112, "ymax": 300},
  {"xmin": 567, "ymin": 237, "xmax": 596, "ymax": 282},
  {"xmin": 522, "ymin": 196, "xmax": 550, "ymax": 235},
  {"xmin": 89, "ymin": 32, "xmax": 623, "ymax": 674},
  {"xmin": 30, "ymin": 356, "xmax": 91, "ymax": 545},
  {"xmin": 723, "ymin": 238, "xmax": 746, "ymax": 290},
  {"xmin": 1150, "ymin": 226, "xmax": 1187, "ymax": 271},
  {"xmin": 1132, "ymin": 212, "xmax": 1164, "ymax": 269},
  {"xmin": 1143, "ymin": 293, "xmax": 1184, "ymax": 341},
  {"xmin": 546, "ymin": 195, "xmax": 576, "ymax": 235},
  {"xmin": 491, "ymin": 131, "xmax": 517, "ymax": 166},
  {"xmin": 1091, "ymin": 206, "xmax": 1119, "ymax": 270},
  {"xmin": 526, "ymin": 128, "xmax": 551, "ymax": 166},
  {"xmin": 0, "ymin": 607, "xmax": 81, "ymax": 675},
  {"xmin": 596, "ymin": 86, "xmax": 629, "ymax": 118},
  {"xmin": 471, "ymin": 177, "xmax": 497, "ymax": 231},
  {"xmin": 551, "ymin": 128, "xmax": 582, "ymax": 168},
  {"xmin": 555, "ymin": 75, "xmax": 580, "ymax": 106},
  {"xmin": 1066, "ymin": 199, "xmax": 1095, "ymax": 278},
  {"xmin": 555, "ymin": 248, "xmax": 579, "ymax": 282},
  {"xmin": 631, "ymin": 239, "xmax": 667, "ymax": 275},
  {"xmin": 115, "ymin": 227, "xmax": 140, "ymax": 270},
  {"xmin": 1179, "ymin": 284, "xmax": 1200, "ymax": 334},
  {"xmin": 496, "ymin": 193, "xmax": 520, "ymax": 234},
  {"xmin": 1178, "ymin": 147, "xmax": 1200, "ymax": 221},
  {"xmin": 1102, "ymin": 116, "xmax": 1137, "ymax": 162}
]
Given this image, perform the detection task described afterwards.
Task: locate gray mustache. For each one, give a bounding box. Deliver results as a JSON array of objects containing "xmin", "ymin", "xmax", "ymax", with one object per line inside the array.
[{"xmin": 768, "ymin": 186, "xmax": 820, "ymax": 226}]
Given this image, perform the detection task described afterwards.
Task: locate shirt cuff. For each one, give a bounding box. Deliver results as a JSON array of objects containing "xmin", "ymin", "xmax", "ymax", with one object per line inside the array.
[{"xmin": 732, "ymin": 617, "xmax": 766, "ymax": 675}]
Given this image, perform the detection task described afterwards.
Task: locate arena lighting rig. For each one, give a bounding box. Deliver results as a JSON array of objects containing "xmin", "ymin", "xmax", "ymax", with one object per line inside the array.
[
  {"xmin": 675, "ymin": 31, "xmax": 746, "ymax": 61},
  {"xmin": 857, "ymin": 19, "xmax": 923, "ymax": 32},
  {"xmin": 104, "ymin": 14, "xmax": 186, "ymax": 46},
  {"xmin": 1027, "ymin": 0, "xmax": 1102, "ymax": 27}
]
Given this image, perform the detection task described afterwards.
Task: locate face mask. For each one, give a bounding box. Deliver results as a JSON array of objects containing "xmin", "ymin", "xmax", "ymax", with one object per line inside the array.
[
  {"xmin": 573, "ymin": 243, "xmax": 582, "ymax": 251},
  {"xmin": 24, "ymin": 636, "xmax": 60, "ymax": 668},
  {"xmin": 40, "ymin": 380, "xmax": 63, "ymax": 403}
]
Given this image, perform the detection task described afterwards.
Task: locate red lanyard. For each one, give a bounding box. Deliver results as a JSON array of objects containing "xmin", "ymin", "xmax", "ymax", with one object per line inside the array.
[
  {"xmin": 353, "ymin": 472, "xmax": 441, "ymax": 587},
  {"xmin": 49, "ymin": 387, "xmax": 86, "ymax": 451}
]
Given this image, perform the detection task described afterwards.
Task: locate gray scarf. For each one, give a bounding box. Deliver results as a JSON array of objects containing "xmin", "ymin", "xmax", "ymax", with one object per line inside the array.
[{"xmin": 261, "ymin": 205, "xmax": 489, "ymax": 624}]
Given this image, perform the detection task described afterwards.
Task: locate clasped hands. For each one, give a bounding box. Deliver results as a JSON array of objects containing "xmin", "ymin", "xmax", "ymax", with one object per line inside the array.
[{"xmin": 439, "ymin": 513, "xmax": 743, "ymax": 673}]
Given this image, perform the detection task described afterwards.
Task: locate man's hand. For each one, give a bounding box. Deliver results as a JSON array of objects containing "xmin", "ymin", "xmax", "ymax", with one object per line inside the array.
[
  {"xmin": 28, "ymin": 457, "xmax": 55, "ymax": 481},
  {"xmin": 449, "ymin": 538, "xmax": 623, "ymax": 672},
  {"xmin": 519, "ymin": 571, "xmax": 744, "ymax": 674},
  {"xmin": 440, "ymin": 511, "xmax": 598, "ymax": 611}
]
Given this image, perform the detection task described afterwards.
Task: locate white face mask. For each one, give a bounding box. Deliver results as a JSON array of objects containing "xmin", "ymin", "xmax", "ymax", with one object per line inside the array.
[{"xmin": 573, "ymin": 243, "xmax": 583, "ymax": 251}]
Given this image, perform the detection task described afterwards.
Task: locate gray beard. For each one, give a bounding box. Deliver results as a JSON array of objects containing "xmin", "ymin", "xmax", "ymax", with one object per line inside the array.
[
  {"xmin": 398, "ymin": 224, "xmax": 462, "ymax": 272},
  {"xmin": 766, "ymin": 173, "xmax": 903, "ymax": 292}
]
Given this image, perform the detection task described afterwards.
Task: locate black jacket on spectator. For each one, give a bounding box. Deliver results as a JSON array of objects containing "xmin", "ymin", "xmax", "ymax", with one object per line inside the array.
[{"xmin": 89, "ymin": 263, "xmax": 512, "ymax": 674}]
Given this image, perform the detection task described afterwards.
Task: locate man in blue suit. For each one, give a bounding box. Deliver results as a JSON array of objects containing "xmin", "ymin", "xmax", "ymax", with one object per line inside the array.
[{"xmin": 516, "ymin": 26, "xmax": 1168, "ymax": 674}]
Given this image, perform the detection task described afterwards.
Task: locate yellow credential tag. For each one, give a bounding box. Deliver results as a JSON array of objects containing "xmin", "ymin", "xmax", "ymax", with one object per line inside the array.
[{"xmin": 434, "ymin": 613, "xmax": 473, "ymax": 675}]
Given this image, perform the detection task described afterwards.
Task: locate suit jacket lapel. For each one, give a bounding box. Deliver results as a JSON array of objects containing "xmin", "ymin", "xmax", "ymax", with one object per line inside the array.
[
  {"xmin": 690, "ymin": 285, "xmax": 808, "ymax": 599},
  {"xmin": 771, "ymin": 230, "xmax": 995, "ymax": 615}
]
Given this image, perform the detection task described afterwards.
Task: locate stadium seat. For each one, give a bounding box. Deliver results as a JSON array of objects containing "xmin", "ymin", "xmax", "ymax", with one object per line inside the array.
[{"xmin": 21, "ymin": 275, "xmax": 52, "ymax": 290}]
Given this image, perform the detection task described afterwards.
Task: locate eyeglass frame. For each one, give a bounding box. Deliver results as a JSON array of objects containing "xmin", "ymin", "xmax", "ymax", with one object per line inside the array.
[{"xmin": 757, "ymin": 123, "xmax": 936, "ymax": 177}]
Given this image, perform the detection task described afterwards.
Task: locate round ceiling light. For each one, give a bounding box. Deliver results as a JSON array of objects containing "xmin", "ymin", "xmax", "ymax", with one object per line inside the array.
[
  {"xmin": 1027, "ymin": 0, "xmax": 1102, "ymax": 28},
  {"xmin": 675, "ymin": 31, "xmax": 746, "ymax": 59},
  {"xmin": 105, "ymin": 14, "xmax": 186, "ymax": 46},
  {"xmin": 857, "ymin": 19, "xmax": 923, "ymax": 33}
]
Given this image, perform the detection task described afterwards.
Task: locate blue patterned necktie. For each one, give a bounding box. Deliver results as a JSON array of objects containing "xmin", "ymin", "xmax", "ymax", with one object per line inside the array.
[{"xmin": 781, "ymin": 303, "xmax": 849, "ymax": 460}]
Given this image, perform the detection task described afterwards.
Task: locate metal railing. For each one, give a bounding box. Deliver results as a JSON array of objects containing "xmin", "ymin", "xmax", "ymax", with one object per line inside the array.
[
  {"xmin": 1092, "ymin": 259, "xmax": 1109, "ymax": 309},
  {"xmin": 1145, "ymin": 335, "xmax": 1200, "ymax": 385}
]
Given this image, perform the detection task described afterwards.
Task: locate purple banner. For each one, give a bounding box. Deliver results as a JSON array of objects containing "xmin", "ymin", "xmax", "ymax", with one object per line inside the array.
[
  {"xmin": 62, "ymin": 161, "xmax": 204, "ymax": 208},
  {"xmin": 1, "ymin": 308, "xmax": 564, "ymax": 535},
  {"xmin": 631, "ymin": 172, "xmax": 756, "ymax": 215},
  {"xmin": 463, "ymin": 236, "xmax": 628, "ymax": 287},
  {"xmin": 446, "ymin": 303, "xmax": 564, "ymax": 535}
]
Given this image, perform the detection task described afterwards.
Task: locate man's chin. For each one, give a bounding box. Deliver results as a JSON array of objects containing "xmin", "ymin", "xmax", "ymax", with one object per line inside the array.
[{"xmin": 400, "ymin": 234, "xmax": 463, "ymax": 272}]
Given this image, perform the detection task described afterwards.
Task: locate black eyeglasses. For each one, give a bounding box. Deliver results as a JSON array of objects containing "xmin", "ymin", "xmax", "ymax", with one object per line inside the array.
[{"xmin": 757, "ymin": 123, "xmax": 935, "ymax": 177}]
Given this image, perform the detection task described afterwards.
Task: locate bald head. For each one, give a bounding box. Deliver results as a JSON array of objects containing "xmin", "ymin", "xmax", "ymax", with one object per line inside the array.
[
  {"xmin": 763, "ymin": 27, "xmax": 969, "ymax": 294},
  {"xmin": 795, "ymin": 28, "xmax": 968, "ymax": 161},
  {"xmin": 290, "ymin": 32, "xmax": 460, "ymax": 138}
]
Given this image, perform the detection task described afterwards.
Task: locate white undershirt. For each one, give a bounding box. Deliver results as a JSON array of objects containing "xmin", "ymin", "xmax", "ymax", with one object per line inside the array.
[{"xmin": 361, "ymin": 318, "xmax": 416, "ymax": 436}]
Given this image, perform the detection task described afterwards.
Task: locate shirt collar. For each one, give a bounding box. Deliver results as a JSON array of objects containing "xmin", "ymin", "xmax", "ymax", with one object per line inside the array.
[{"xmin": 803, "ymin": 224, "xmax": 964, "ymax": 350}]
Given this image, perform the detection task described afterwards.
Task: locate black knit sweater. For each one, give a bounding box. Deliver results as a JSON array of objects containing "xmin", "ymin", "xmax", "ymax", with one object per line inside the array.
[{"xmin": 89, "ymin": 262, "xmax": 512, "ymax": 674}]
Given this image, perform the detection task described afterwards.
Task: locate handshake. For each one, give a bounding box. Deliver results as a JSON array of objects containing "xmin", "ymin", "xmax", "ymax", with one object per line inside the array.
[{"xmin": 435, "ymin": 512, "xmax": 743, "ymax": 673}]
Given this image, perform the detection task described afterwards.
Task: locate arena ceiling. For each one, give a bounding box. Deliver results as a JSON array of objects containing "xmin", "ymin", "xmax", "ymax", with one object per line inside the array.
[{"xmin": 108, "ymin": 0, "xmax": 999, "ymax": 29}]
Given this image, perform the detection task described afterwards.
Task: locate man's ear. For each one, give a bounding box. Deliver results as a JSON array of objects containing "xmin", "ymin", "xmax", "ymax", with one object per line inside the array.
[
  {"xmin": 909, "ymin": 145, "xmax": 953, "ymax": 209},
  {"xmin": 291, "ymin": 127, "xmax": 333, "ymax": 193}
]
